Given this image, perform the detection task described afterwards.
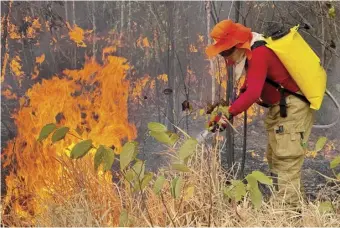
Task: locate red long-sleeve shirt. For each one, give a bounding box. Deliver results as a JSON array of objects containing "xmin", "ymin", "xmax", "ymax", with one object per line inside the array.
[{"xmin": 229, "ymin": 46, "xmax": 300, "ymax": 116}]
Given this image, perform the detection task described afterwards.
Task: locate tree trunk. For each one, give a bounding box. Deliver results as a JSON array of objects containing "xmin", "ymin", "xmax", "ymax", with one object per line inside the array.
[
  {"xmin": 166, "ymin": 2, "xmax": 176, "ymax": 132},
  {"xmin": 92, "ymin": 1, "xmax": 97, "ymax": 59},
  {"xmin": 72, "ymin": 1, "xmax": 77, "ymax": 68},
  {"xmin": 205, "ymin": 0, "xmax": 215, "ymax": 103},
  {"xmin": 225, "ymin": 1, "xmax": 241, "ymax": 171}
]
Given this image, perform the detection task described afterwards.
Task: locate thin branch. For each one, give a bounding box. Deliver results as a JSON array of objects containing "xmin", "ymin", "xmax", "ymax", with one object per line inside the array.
[{"xmin": 160, "ymin": 192, "xmax": 177, "ymax": 226}]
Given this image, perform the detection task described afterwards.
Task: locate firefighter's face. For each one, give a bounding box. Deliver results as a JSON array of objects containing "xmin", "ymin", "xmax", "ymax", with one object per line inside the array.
[{"xmin": 221, "ymin": 48, "xmax": 246, "ymax": 65}]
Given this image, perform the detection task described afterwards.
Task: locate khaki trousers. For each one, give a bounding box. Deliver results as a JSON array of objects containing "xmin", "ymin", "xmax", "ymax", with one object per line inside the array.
[{"xmin": 264, "ymin": 94, "xmax": 315, "ymax": 206}]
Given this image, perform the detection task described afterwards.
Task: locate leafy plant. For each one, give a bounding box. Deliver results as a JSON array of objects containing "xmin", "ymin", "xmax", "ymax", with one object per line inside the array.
[
  {"xmin": 148, "ymin": 122, "xmax": 179, "ymax": 146},
  {"xmin": 224, "ymin": 170, "xmax": 273, "ymax": 209}
]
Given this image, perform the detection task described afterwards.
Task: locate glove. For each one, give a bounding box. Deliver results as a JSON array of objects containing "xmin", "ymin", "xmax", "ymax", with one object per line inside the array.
[{"xmin": 207, "ymin": 105, "xmax": 231, "ymax": 133}]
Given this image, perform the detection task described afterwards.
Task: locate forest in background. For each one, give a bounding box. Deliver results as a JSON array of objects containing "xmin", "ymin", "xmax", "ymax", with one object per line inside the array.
[{"xmin": 1, "ymin": 1, "xmax": 340, "ymax": 226}]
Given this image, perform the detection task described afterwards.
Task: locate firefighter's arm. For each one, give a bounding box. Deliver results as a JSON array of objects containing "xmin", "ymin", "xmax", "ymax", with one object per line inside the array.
[{"xmin": 228, "ymin": 47, "xmax": 269, "ymax": 116}]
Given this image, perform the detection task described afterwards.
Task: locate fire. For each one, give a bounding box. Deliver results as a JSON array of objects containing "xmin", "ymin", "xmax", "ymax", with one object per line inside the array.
[
  {"xmin": 102, "ymin": 46, "xmax": 118, "ymax": 61},
  {"xmin": 1, "ymin": 53, "xmax": 9, "ymax": 82},
  {"xmin": 35, "ymin": 54, "xmax": 45, "ymax": 64},
  {"xmin": 30, "ymin": 54, "xmax": 45, "ymax": 80},
  {"xmin": 142, "ymin": 37, "xmax": 150, "ymax": 47},
  {"xmin": 31, "ymin": 54, "xmax": 45, "ymax": 80},
  {"xmin": 2, "ymin": 88, "xmax": 17, "ymax": 99},
  {"xmin": 131, "ymin": 74, "xmax": 168, "ymax": 103},
  {"xmin": 136, "ymin": 36, "xmax": 151, "ymax": 48},
  {"xmin": 9, "ymin": 23, "xmax": 21, "ymax": 39},
  {"xmin": 25, "ymin": 16, "xmax": 42, "ymax": 39},
  {"xmin": 2, "ymin": 53, "xmax": 136, "ymax": 225},
  {"xmin": 157, "ymin": 74, "xmax": 168, "ymax": 82},
  {"xmin": 131, "ymin": 74, "xmax": 152, "ymax": 99},
  {"xmin": 189, "ymin": 44, "xmax": 198, "ymax": 52},
  {"xmin": 10, "ymin": 56, "xmax": 24, "ymax": 86},
  {"xmin": 66, "ymin": 22, "xmax": 92, "ymax": 47}
]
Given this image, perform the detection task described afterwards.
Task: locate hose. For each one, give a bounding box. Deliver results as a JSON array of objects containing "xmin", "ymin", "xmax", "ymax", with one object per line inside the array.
[{"xmin": 312, "ymin": 89, "xmax": 340, "ymax": 129}]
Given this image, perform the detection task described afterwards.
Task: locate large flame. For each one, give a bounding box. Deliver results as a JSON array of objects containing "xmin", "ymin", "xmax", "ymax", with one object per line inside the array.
[{"xmin": 2, "ymin": 52, "xmax": 136, "ymax": 224}]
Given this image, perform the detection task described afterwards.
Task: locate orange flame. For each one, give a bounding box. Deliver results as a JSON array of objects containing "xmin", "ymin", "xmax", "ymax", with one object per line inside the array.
[
  {"xmin": 2, "ymin": 88, "xmax": 17, "ymax": 99},
  {"xmin": 142, "ymin": 37, "xmax": 150, "ymax": 47},
  {"xmin": 2, "ymin": 52, "xmax": 136, "ymax": 224},
  {"xmin": 102, "ymin": 46, "xmax": 117, "ymax": 61},
  {"xmin": 10, "ymin": 56, "xmax": 24, "ymax": 86},
  {"xmin": 31, "ymin": 54, "xmax": 45, "ymax": 80},
  {"xmin": 9, "ymin": 23, "xmax": 21, "ymax": 39},
  {"xmin": 35, "ymin": 54, "xmax": 45, "ymax": 64},
  {"xmin": 136, "ymin": 36, "xmax": 151, "ymax": 49},
  {"xmin": 189, "ymin": 44, "xmax": 198, "ymax": 53},
  {"xmin": 157, "ymin": 74, "xmax": 168, "ymax": 82},
  {"xmin": 131, "ymin": 74, "xmax": 152, "ymax": 99},
  {"xmin": 1, "ymin": 53, "xmax": 9, "ymax": 82},
  {"xmin": 25, "ymin": 16, "xmax": 41, "ymax": 39},
  {"xmin": 131, "ymin": 74, "xmax": 168, "ymax": 103},
  {"xmin": 66, "ymin": 22, "xmax": 92, "ymax": 47}
]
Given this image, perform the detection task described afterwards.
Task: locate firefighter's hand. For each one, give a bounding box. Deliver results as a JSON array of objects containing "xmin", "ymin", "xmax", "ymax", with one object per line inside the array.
[{"xmin": 207, "ymin": 105, "xmax": 231, "ymax": 133}]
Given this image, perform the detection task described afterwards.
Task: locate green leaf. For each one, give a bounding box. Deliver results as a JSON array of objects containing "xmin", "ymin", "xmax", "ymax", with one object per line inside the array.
[
  {"xmin": 246, "ymin": 175, "xmax": 262, "ymax": 209},
  {"xmin": 328, "ymin": 6, "xmax": 336, "ymax": 19},
  {"xmin": 223, "ymin": 185, "xmax": 234, "ymax": 199},
  {"xmin": 119, "ymin": 209, "xmax": 129, "ymax": 227},
  {"xmin": 171, "ymin": 177, "xmax": 178, "ymax": 198},
  {"xmin": 315, "ymin": 137, "xmax": 327, "ymax": 152},
  {"xmin": 250, "ymin": 171, "xmax": 273, "ymax": 186},
  {"xmin": 150, "ymin": 131, "xmax": 172, "ymax": 145},
  {"xmin": 223, "ymin": 180, "xmax": 246, "ymax": 202},
  {"xmin": 319, "ymin": 201, "xmax": 334, "ymax": 213},
  {"xmin": 120, "ymin": 142, "xmax": 137, "ymax": 170},
  {"xmin": 38, "ymin": 123, "xmax": 56, "ymax": 141},
  {"xmin": 94, "ymin": 145, "xmax": 105, "ymax": 170},
  {"xmin": 167, "ymin": 131, "xmax": 179, "ymax": 146},
  {"xmin": 171, "ymin": 176, "xmax": 183, "ymax": 199},
  {"xmin": 175, "ymin": 176, "xmax": 183, "ymax": 199},
  {"xmin": 51, "ymin": 126, "xmax": 69, "ymax": 143},
  {"xmin": 132, "ymin": 160, "xmax": 145, "ymax": 180},
  {"xmin": 147, "ymin": 122, "xmax": 167, "ymax": 132},
  {"xmin": 125, "ymin": 169, "xmax": 135, "ymax": 182},
  {"xmin": 232, "ymin": 180, "xmax": 247, "ymax": 202},
  {"xmin": 103, "ymin": 147, "xmax": 115, "ymax": 171},
  {"xmin": 199, "ymin": 109, "xmax": 205, "ymax": 116},
  {"xmin": 172, "ymin": 163, "xmax": 190, "ymax": 172},
  {"xmin": 153, "ymin": 175, "xmax": 166, "ymax": 195},
  {"xmin": 330, "ymin": 156, "xmax": 340, "ymax": 169},
  {"xmin": 140, "ymin": 172, "xmax": 153, "ymax": 190},
  {"xmin": 337, "ymin": 173, "xmax": 340, "ymax": 180},
  {"xmin": 70, "ymin": 139, "xmax": 93, "ymax": 159},
  {"xmin": 131, "ymin": 141, "xmax": 139, "ymax": 159},
  {"xmin": 178, "ymin": 138, "xmax": 198, "ymax": 161},
  {"xmin": 184, "ymin": 186, "xmax": 195, "ymax": 200}
]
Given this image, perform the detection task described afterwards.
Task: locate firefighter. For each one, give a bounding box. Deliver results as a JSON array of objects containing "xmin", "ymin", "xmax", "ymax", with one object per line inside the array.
[{"xmin": 205, "ymin": 20, "xmax": 315, "ymax": 207}]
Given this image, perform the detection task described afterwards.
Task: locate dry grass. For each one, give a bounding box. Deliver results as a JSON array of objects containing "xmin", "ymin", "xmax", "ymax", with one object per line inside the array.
[{"xmin": 2, "ymin": 142, "xmax": 340, "ymax": 227}]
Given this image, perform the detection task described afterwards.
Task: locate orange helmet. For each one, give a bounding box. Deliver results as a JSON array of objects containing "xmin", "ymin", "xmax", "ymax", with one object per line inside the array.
[{"xmin": 205, "ymin": 20, "xmax": 253, "ymax": 60}]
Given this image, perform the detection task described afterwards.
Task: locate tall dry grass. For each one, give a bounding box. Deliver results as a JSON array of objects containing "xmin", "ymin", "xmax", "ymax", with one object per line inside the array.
[{"xmin": 2, "ymin": 142, "xmax": 340, "ymax": 227}]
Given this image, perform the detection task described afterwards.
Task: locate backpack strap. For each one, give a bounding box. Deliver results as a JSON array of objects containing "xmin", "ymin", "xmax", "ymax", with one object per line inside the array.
[
  {"xmin": 247, "ymin": 40, "xmax": 310, "ymax": 117},
  {"xmin": 265, "ymin": 78, "xmax": 310, "ymax": 104},
  {"xmin": 265, "ymin": 78, "xmax": 310, "ymax": 117},
  {"xmin": 251, "ymin": 40, "xmax": 267, "ymax": 50}
]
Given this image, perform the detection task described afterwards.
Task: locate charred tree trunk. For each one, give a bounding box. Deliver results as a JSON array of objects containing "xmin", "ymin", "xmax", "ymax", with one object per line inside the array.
[
  {"xmin": 205, "ymin": 0, "xmax": 215, "ymax": 104},
  {"xmin": 225, "ymin": 1, "xmax": 241, "ymax": 171},
  {"xmin": 166, "ymin": 2, "xmax": 176, "ymax": 132}
]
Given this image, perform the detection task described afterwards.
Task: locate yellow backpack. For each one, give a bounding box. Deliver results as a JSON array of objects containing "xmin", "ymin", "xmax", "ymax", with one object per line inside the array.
[{"xmin": 264, "ymin": 25, "xmax": 327, "ymax": 110}]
